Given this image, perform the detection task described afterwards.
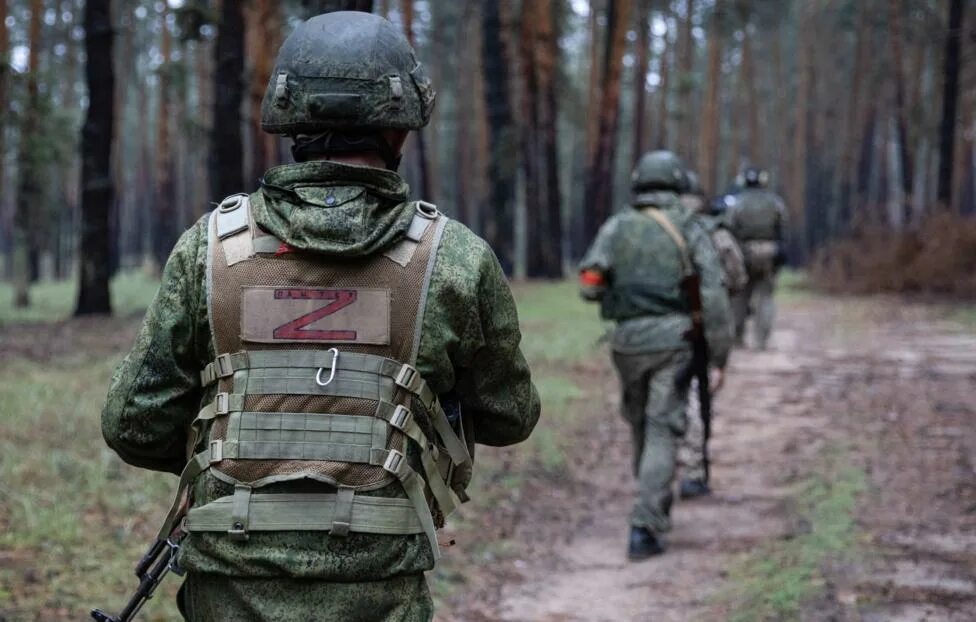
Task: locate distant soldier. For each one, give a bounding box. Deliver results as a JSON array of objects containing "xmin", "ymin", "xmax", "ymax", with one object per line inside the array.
[
  {"xmin": 726, "ymin": 167, "xmax": 788, "ymax": 350},
  {"xmin": 677, "ymin": 172, "xmax": 747, "ymax": 500},
  {"xmin": 579, "ymin": 151, "xmax": 733, "ymax": 560},
  {"xmin": 101, "ymin": 12, "xmax": 540, "ymax": 621}
]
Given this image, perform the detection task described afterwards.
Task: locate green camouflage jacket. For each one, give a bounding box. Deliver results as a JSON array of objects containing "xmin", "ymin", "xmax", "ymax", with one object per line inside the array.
[
  {"xmin": 579, "ymin": 191, "xmax": 733, "ymax": 367},
  {"xmin": 102, "ymin": 161, "xmax": 540, "ymax": 581},
  {"xmin": 727, "ymin": 188, "xmax": 788, "ymax": 242}
]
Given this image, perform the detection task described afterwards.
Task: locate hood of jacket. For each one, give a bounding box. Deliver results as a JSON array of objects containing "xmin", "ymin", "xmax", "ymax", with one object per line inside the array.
[{"xmin": 252, "ymin": 160, "xmax": 415, "ymax": 257}]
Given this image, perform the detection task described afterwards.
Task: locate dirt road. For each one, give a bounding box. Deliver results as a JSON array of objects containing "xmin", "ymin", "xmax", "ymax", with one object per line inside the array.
[{"xmin": 468, "ymin": 297, "xmax": 976, "ymax": 621}]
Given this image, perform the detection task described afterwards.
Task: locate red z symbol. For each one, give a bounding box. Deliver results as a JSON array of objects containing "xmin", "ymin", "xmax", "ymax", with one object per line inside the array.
[{"xmin": 272, "ymin": 289, "xmax": 358, "ymax": 341}]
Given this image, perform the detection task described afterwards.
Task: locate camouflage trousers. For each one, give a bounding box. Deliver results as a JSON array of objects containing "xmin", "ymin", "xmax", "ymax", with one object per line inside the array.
[
  {"xmin": 178, "ymin": 572, "xmax": 433, "ymax": 621},
  {"xmin": 677, "ymin": 381, "xmax": 707, "ymax": 482},
  {"xmin": 612, "ymin": 348, "xmax": 691, "ymax": 534},
  {"xmin": 732, "ymin": 273, "xmax": 777, "ymax": 349}
]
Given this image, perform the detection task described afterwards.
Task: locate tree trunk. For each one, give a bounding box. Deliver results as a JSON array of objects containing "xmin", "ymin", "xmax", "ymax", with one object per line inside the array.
[
  {"xmin": 886, "ymin": 0, "xmax": 912, "ymax": 223},
  {"xmin": 246, "ymin": 0, "xmax": 281, "ymax": 183},
  {"xmin": 0, "ymin": 0, "xmax": 8, "ymax": 253},
  {"xmin": 75, "ymin": 0, "xmax": 114, "ymax": 315},
  {"xmin": 632, "ymin": 0, "xmax": 650, "ymax": 164},
  {"xmin": 538, "ymin": 0, "xmax": 562, "ymax": 277},
  {"xmin": 583, "ymin": 0, "xmax": 633, "ymax": 246},
  {"xmin": 836, "ymin": 2, "xmax": 869, "ymax": 232},
  {"xmin": 697, "ymin": 5, "xmax": 722, "ymax": 194},
  {"xmin": 937, "ymin": 0, "xmax": 965, "ymax": 208},
  {"xmin": 480, "ymin": 0, "xmax": 517, "ymax": 274},
  {"xmin": 401, "ymin": 0, "xmax": 433, "ymax": 199},
  {"xmin": 653, "ymin": 15, "xmax": 671, "ymax": 149},
  {"xmin": 791, "ymin": 3, "xmax": 813, "ymax": 261},
  {"xmin": 741, "ymin": 26, "xmax": 760, "ymax": 163},
  {"xmin": 302, "ymin": 0, "xmax": 374, "ymax": 17},
  {"xmin": 519, "ymin": 1, "xmax": 542, "ymax": 276},
  {"xmin": 153, "ymin": 8, "xmax": 177, "ymax": 268},
  {"xmin": 678, "ymin": 0, "xmax": 695, "ymax": 161},
  {"xmin": 585, "ymin": 0, "xmax": 605, "ymax": 160},
  {"xmin": 13, "ymin": 0, "xmax": 44, "ymax": 307},
  {"xmin": 212, "ymin": 0, "xmax": 246, "ymax": 201}
]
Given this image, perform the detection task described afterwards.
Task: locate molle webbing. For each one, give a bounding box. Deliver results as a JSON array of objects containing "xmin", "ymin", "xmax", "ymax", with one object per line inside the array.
[{"xmin": 168, "ymin": 193, "xmax": 468, "ymax": 562}]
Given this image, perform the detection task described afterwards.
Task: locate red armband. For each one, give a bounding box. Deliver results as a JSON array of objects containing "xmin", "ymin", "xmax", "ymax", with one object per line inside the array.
[{"xmin": 579, "ymin": 270, "xmax": 606, "ymax": 287}]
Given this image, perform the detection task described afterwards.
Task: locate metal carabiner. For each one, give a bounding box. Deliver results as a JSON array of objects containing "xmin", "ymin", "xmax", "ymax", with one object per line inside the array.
[{"xmin": 315, "ymin": 348, "xmax": 340, "ymax": 387}]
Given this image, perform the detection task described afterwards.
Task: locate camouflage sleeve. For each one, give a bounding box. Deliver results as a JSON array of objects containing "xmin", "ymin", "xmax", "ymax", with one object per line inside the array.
[
  {"xmin": 452, "ymin": 245, "xmax": 541, "ymax": 447},
  {"xmin": 688, "ymin": 221, "xmax": 734, "ymax": 368},
  {"xmin": 578, "ymin": 215, "xmax": 619, "ymax": 300},
  {"xmin": 101, "ymin": 216, "xmax": 211, "ymax": 475}
]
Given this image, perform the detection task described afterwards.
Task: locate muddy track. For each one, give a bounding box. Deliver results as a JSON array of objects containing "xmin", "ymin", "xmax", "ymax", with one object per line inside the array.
[{"xmin": 465, "ymin": 298, "xmax": 976, "ymax": 622}]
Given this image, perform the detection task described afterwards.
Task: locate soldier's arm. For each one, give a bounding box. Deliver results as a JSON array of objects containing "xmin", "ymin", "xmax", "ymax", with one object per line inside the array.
[
  {"xmin": 451, "ymin": 246, "xmax": 541, "ymax": 446},
  {"xmin": 688, "ymin": 222, "xmax": 734, "ymax": 368},
  {"xmin": 577, "ymin": 216, "xmax": 619, "ymax": 301},
  {"xmin": 102, "ymin": 216, "xmax": 211, "ymax": 475}
]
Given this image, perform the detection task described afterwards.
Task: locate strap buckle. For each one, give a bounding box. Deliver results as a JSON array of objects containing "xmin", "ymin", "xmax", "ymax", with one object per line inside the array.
[
  {"xmin": 214, "ymin": 393, "xmax": 230, "ymax": 416},
  {"xmin": 383, "ymin": 450, "xmax": 407, "ymax": 478},
  {"xmin": 214, "ymin": 354, "xmax": 234, "ymax": 380},
  {"xmin": 395, "ymin": 364, "xmax": 422, "ymax": 393},
  {"xmin": 209, "ymin": 440, "xmax": 223, "ymax": 464},
  {"xmin": 389, "ymin": 405, "xmax": 412, "ymax": 431}
]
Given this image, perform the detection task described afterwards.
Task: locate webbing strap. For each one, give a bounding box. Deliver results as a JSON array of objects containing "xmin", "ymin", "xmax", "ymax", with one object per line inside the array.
[
  {"xmin": 154, "ymin": 448, "xmax": 214, "ymax": 540},
  {"xmin": 229, "ymin": 485, "xmax": 252, "ymax": 540},
  {"xmin": 184, "ymin": 492, "xmax": 425, "ymax": 535},
  {"xmin": 252, "ymin": 235, "xmax": 284, "ymax": 254},
  {"xmin": 643, "ymin": 208, "xmax": 694, "ymax": 277},
  {"xmin": 332, "ymin": 488, "xmax": 354, "ymax": 537},
  {"xmin": 382, "ymin": 450, "xmax": 440, "ymax": 561},
  {"xmin": 200, "ymin": 349, "xmax": 471, "ymax": 468}
]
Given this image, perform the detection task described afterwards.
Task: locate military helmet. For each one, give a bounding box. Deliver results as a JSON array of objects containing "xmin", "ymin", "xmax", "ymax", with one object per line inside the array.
[
  {"xmin": 684, "ymin": 170, "xmax": 704, "ymax": 197},
  {"xmin": 261, "ymin": 12, "xmax": 436, "ymax": 135},
  {"xmin": 632, "ymin": 150, "xmax": 689, "ymax": 193},
  {"xmin": 709, "ymin": 193, "xmax": 737, "ymax": 216},
  {"xmin": 741, "ymin": 166, "xmax": 770, "ymax": 188}
]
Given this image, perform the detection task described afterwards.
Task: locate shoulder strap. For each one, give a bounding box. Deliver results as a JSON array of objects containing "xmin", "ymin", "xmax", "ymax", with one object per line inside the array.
[{"xmin": 642, "ymin": 207, "xmax": 694, "ymax": 276}]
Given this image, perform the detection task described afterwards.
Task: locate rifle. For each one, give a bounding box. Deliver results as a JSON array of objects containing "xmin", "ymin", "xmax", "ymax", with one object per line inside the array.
[
  {"xmin": 91, "ymin": 519, "xmax": 186, "ymax": 621},
  {"xmin": 675, "ymin": 272, "xmax": 712, "ymax": 484}
]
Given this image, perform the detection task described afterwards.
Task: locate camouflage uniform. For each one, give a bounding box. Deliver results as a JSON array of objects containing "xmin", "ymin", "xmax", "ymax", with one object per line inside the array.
[
  {"xmin": 580, "ymin": 173, "xmax": 732, "ymax": 537},
  {"xmin": 102, "ymin": 13, "xmax": 539, "ymax": 622},
  {"xmin": 726, "ymin": 186, "xmax": 788, "ymax": 350}
]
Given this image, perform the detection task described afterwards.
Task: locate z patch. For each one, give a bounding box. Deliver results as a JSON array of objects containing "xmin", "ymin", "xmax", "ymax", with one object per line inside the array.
[{"xmin": 241, "ymin": 287, "xmax": 391, "ymax": 344}]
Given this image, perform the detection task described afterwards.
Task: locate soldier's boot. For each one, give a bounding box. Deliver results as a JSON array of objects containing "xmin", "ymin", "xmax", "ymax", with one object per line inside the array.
[
  {"xmin": 679, "ymin": 477, "xmax": 711, "ymax": 500},
  {"xmin": 628, "ymin": 526, "xmax": 666, "ymax": 561}
]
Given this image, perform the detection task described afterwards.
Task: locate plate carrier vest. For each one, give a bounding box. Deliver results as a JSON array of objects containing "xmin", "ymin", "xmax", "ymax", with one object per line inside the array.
[{"xmin": 154, "ymin": 192, "xmax": 472, "ymax": 562}]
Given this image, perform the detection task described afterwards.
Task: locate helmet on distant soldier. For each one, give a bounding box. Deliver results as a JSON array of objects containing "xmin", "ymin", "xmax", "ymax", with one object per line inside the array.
[
  {"xmin": 740, "ymin": 166, "xmax": 770, "ymax": 189},
  {"xmin": 632, "ymin": 150, "xmax": 689, "ymax": 193},
  {"xmin": 260, "ymin": 11, "xmax": 436, "ymax": 167},
  {"xmin": 684, "ymin": 170, "xmax": 704, "ymax": 197},
  {"xmin": 709, "ymin": 194, "xmax": 736, "ymax": 216}
]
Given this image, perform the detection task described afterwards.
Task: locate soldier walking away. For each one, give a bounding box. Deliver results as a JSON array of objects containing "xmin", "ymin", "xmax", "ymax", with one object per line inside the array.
[
  {"xmin": 578, "ymin": 151, "xmax": 733, "ymax": 561},
  {"xmin": 726, "ymin": 166, "xmax": 788, "ymax": 350},
  {"xmin": 99, "ymin": 12, "xmax": 540, "ymax": 622},
  {"xmin": 676, "ymin": 170, "xmax": 747, "ymax": 500}
]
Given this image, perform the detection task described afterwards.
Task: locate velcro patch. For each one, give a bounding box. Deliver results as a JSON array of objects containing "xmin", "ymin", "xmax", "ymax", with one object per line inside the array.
[{"xmin": 241, "ymin": 287, "xmax": 391, "ymax": 345}]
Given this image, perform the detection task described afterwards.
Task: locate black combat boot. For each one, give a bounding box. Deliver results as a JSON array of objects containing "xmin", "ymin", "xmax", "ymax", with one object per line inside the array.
[
  {"xmin": 628, "ymin": 526, "xmax": 665, "ymax": 561},
  {"xmin": 679, "ymin": 477, "xmax": 711, "ymax": 500}
]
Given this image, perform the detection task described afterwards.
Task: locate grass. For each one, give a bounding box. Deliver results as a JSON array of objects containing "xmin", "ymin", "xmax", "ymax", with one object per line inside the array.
[
  {"xmin": 721, "ymin": 450, "xmax": 867, "ymax": 622},
  {"xmin": 0, "ymin": 277, "xmax": 604, "ymax": 619},
  {"xmin": 0, "ymin": 271, "xmax": 159, "ymax": 324}
]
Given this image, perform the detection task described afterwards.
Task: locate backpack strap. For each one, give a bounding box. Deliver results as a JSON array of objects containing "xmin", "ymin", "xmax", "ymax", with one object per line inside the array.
[{"xmin": 642, "ymin": 207, "xmax": 694, "ymax": 277}]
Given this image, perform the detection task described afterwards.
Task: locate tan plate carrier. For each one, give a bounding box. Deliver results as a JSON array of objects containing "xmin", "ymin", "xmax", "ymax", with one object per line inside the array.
[{"xmin": 154, "ymin": 192, "xmax": 472, "ymax": 562}]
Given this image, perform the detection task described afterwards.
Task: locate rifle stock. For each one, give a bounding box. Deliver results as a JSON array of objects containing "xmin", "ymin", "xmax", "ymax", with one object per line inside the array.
[{"xmin": 677, "ymin": 273, "xmax": 712, "ymax": 484}]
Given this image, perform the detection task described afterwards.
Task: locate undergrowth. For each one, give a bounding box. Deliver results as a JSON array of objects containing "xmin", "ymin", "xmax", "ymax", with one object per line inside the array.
[
  {"xmin": 722, "ymin": 450, "xmax": 867, "ymax": 621},
  {"xmin": 0, "ymin": 270, "xmax": 159, "ymax": 324},
  {"xmin": 810, "ymin": 212, "xmax": 976, "ymax": 296}
]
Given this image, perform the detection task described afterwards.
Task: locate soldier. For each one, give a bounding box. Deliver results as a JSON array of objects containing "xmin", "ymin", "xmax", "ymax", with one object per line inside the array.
[
  {"xmin": 101, "ymin": 12, "xmax": 540, "ymax": 621},
  {"xmin": 726, "ymin": 166, "xmax": 789, "ymax": 350},
  {"xmin": 676, "ymin": 171, "xmax": 747, "ymax": 500},
  {"xmin": 579, "ymin": 151, "xmax": 733, "ymax": 560}
]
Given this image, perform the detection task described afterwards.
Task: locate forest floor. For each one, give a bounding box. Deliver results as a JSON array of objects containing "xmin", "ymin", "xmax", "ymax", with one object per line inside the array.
[{"xmin": 1, "ymin": 277, "xmax": 975, "ymax": 621}]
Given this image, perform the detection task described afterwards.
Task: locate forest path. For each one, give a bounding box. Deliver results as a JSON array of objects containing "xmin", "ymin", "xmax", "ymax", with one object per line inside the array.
[{"xmin": 480, "ymin": 297, "xmax": 976, "ymax": 621}]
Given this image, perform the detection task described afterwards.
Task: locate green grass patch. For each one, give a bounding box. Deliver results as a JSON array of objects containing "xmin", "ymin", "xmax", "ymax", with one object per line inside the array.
[
  {"xmin": 0, "ymin": 271, "xmax": 159, "ymax": 324},
  {"xmin": 948, "ymin": 307, "xmax": 976, "ymax": 329},
  {"xmin": 776, "ymin": 269, "xmax": 815, "ymax": 303},
  {"xmin": 0, "ymin": 356, "xmax": 181, "ymax": 620},
  {"xmin": 722, "ymin": 452, "xmax": 867, "ymax": 621}
]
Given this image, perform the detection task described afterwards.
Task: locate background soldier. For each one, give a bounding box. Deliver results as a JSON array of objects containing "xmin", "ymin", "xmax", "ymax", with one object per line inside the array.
[
  {"xmin": 726, "ymin": 166, "xmax": 789, "ymax": 350},
  {"xmin": 579, "ymin": 151, "xmax": 733, "ymax": 560},
  {"xmin": 677, "ymin": 171, "xmax": 747, "ymax": 499},
  {"xmin": 101, "ymin": 12, "xmax": 540, "ymax": 621}
]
